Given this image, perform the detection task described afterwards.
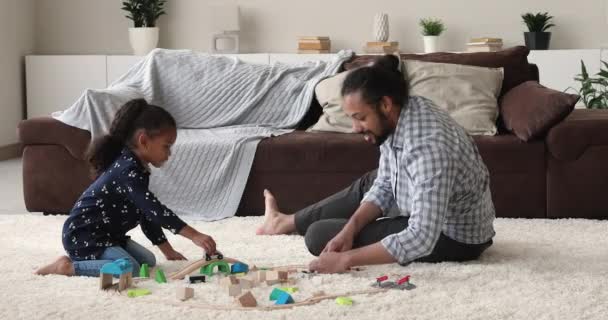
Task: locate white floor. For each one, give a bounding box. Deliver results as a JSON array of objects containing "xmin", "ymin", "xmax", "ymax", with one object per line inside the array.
[{"xmin": 0, "ymin": 157, "xmax": 28, "ymax": 214}]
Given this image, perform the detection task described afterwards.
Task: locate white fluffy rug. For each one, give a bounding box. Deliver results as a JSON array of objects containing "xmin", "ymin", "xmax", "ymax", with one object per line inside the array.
[{"xmin": 3, "ymin": 214, "xmax": 608, "ymax": 320}]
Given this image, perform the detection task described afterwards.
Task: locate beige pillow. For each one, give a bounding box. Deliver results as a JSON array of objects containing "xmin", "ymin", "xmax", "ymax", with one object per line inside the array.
[
  {"xmin": 404, "ymin": 60, "xmax": 504, "ymax": 135},
  {"xmin": 307, "ymin": 71, "xmax": 355, "ymax": 133}
]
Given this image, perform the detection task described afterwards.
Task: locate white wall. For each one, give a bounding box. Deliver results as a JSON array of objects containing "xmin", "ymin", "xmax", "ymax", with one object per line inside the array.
[
  {"xmin": 34, "ymin": 0, "xmax": 608, "ymax": 55},
  {"xmin": 0, "ymin": 0, "xmax": 35, "ymax": 147}
]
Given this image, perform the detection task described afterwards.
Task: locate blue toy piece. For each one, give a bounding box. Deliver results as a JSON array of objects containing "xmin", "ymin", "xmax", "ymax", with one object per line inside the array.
[
  {"xmin": 100, "ymin": 258, "xmax": 133, "ymax": 275},
  {"xmin": 275, "ymin": 291, "xmax": 294, "ymax": 305},
  {"xmin": 231, "ymin": 262, "xmax": 249, "ymax": 274},
  {"xmin": 269, "ymin": 288, "xmax": 287, "ymax": 301}
]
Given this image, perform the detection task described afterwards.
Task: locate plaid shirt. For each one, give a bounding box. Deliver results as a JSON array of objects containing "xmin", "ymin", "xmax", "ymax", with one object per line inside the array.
[{"xmin": 362, "ymin": 96, "xmax": 496, "ymax": 264}]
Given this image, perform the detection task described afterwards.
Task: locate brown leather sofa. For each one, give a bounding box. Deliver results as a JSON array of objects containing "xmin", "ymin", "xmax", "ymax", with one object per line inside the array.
[{"xmin": 18, "ymin": 48, "xmax": 608, "ymax": 219}]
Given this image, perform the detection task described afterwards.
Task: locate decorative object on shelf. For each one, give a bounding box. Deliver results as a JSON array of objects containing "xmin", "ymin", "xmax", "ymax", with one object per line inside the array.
[
  {"xmin": 210, "ymin": 4, "xmax": 241, "ymax": 54},
  {"xmin": 297, "ymin": 36, "xmax": 331, "ymax": 53},
  {"xmin": 419, "ymin": 18, "xmax": 445, "ymax": 53},
  {"xmin": 122, "ymin": 0, "xmax": 166, "ymax": 56},
  {"xmin": 372, "ymin": 13, "xmax": 389, "ymax": 42},
  {"xmin": 521, "ymin": 12, "xmax": 554, "ymax": 50},
  {"xmin": 466, "ymin": 37, "xmax": 503, "ymax": 52},
  {"xmin": 363, "ymin": 41, "xmax": 399, "ymax": 54},
  {"xmin": 571, "ymin": 60, "xmax": 608, "ymax": 109}
]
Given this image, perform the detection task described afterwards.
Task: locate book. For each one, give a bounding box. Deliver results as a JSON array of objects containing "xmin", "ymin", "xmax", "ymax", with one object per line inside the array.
[
  {"xmin": 298, "ymin": 42, "xmax": 331, "ymax": 50},
  {"xmin": 363, "ymin": 45, "xmax": 399, "ymax": 54},
  {"xmin": 297, "ymin": 49, "xmax": 331, "ymax": 54},
  {"xmin": 469, "ymin": 37, "xmax": 502, "ymax": 43},
  {"xmin": 467, "ymin": 41, "xmax": 503, "ymax": 47},
  {"xmin": 466, "ymin": 46, "xmax": 502, "ymax": 52},
  {"xmin": 298, "ymin": 36, "xmax": 330, "ymax": 41},
  {"xmin": 366, "ymin": 41, "xmax": 399, "ymax": 47}
]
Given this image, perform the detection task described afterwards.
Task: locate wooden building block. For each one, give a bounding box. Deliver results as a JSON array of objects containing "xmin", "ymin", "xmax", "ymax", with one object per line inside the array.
[
  {"xmin": 237, "ymin": 291, "xmax": 257, "ymax": 307},
  {"xmin": 239, "ymin": 278, "xmax": 253, "ymax": 289},
  {"xmin": 278, "ymin": 271, "xmax": 288, "ymax": 281},
  {"xmin": 228, "ymin": 284, "xmax": 242, "ymax": 297},
  {"xmin": 177, "ymin": 287, "xmax": 194, "ymax": 301},
  {"xmin": 100, "ymin": 273, "xmax": 113, "ymax": 290},
  {"xmin": 221, "ymin": 275, "xmax": 239, "ymax": 287}
]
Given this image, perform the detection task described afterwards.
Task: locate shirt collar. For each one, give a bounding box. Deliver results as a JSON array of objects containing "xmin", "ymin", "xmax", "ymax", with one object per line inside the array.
[
  {"xmin": 120, "ymin": 147, "xmax": 151, "ymax": 174},
  {"xmin": 389, "ymin": 102, "xmax": 410, "ymax": 149}
]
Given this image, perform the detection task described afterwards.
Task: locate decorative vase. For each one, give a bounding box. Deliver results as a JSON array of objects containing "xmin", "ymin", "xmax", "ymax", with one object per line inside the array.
[
  {"xmin": 128, "ymin": 27, "xmax": 159, "ymax": 56},
  {"xmin": 373, "ymin": 13, "xmax": 389, "ymax": 42},
  {"xmin": 524, "ymin": 32, "xmax": 551, "ymax": 50},
  {"xmin": 423, "ymin": 36, "xmax": 439, "ymax": 53}
]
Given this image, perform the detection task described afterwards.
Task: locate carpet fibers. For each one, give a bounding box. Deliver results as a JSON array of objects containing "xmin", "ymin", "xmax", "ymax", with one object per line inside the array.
[{"xmin": 2, "ymin": 214, "xmax": 608, "ymax": 320}]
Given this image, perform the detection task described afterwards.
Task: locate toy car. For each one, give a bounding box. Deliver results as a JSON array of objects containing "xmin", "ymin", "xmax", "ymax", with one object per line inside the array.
[{"xmin": 205, "ymin": 251, "xmax": 224, "ymax": 261}]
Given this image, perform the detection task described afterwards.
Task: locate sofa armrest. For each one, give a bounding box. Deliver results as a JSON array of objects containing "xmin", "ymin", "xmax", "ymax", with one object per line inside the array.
[
  {"xmin": 546, "ymin": 109, "xmax": 608, "ymax": 161},
  {"xmin": 18, "ymin": 117, "xmax": 91, "ymax": 160}
]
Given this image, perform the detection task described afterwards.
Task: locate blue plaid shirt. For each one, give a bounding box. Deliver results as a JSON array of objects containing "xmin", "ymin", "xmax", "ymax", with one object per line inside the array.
[{"xmin": 362, "ymin": 96, "xmax": 496, "ymax": 264}]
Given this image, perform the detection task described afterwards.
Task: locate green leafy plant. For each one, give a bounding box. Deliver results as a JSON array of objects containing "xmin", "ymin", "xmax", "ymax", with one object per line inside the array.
[
  {"xmin": 419, "ymin": 18, "xmax": 445, "ymax": 36},
  {"xmin": 521, "ymin": 12, "xmax": 555, "ymax": 32},
  {"xmin": 571, "ymin": 60, "xmax": 608, "ymax": 109},
  {"xmin": 122, "ymin": 0, "xmax": 167, "ymax": 28}
]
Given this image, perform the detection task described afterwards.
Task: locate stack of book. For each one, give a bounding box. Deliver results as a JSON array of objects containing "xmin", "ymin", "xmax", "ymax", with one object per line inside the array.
[
  {"xmin": 364, "ymin": 41, "xmax": 399, "ymax": 54},
  {"xmin": 466, "ymin": 38, "xmax": 503, "ymax": 52},
  {"xmin": 298, "ymin": 36, "xmax": 331, "ymax": 53}
]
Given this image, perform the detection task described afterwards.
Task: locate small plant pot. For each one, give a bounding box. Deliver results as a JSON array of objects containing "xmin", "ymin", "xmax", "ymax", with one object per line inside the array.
[
  {"xmin": 129, "ymin": 27, "xmax": 159, "ymax": 56},
  {"xmin": 423, "ymin": 36, "xmax": 439, "ymax": 53},
  {"xmin": 524, "ymin": 32, "xmax": 551, "ymax": 50}
]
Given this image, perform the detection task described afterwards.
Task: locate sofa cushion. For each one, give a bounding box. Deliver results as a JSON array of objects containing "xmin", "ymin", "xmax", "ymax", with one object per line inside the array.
[
  {"xmin": 344, "ymin": 46, "xmax": 534, "ymax": 98},
  {"xmin": 501, "ymin": 81, "xmax": 579, "ymax": 141},
  {"xmin": 404, "ymin": 60, "xmax": 503, "ymax": 135},
  {"xmin": 307, "ymin": 71, "xmax": 355, "ymax": 133}
]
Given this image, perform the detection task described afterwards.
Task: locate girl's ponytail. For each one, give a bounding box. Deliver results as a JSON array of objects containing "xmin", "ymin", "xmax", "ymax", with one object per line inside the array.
[{"xmin": 86, "ymin": 99, "xmax": 148, "ymax": 176}]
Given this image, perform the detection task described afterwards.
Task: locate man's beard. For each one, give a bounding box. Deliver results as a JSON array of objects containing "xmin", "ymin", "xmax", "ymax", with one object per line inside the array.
[{"xmin": 364, "ymin": 111, "xmax": 393, "ymax": 146}]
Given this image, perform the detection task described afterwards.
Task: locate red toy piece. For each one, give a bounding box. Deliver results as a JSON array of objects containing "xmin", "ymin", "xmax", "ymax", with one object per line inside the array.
[
  {"xmin": 397, "ymin": 275, "xmax": 411, "ymax": 285},
  {"xmin": 376, "ymin": 275, "xmax": 389, "ymax": 283}
]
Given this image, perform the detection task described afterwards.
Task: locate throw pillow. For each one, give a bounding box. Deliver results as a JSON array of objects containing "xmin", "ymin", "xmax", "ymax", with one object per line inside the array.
[
  {"xmin": 500, "ymin": 81, "xmax": 580, "ymax": 141},
  {"xmin": 307, "ymin": 71, "xmax": 355, "ymax": 133},
  {"xmin": 404, "ymin": 60, "xmax": 504, "ymax": 135}
]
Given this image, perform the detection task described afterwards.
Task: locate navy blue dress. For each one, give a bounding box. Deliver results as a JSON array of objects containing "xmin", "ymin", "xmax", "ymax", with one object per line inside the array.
[{"xmin": 62, "ymin": 148, "xmax": 187, "ymax": 261}]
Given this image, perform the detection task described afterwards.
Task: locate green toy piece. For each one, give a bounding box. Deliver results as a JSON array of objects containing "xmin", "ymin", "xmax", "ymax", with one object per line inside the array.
[
  {"xmin": 155, "ymin": 269, "xmax": 167, "ymax": 283},
  {"xmin": 200, "ymin": 261, "xmax": 231, "ymax": 276},
  {"xmin": 269, "ymin": 288, "xmax": 287, "ymax": 301},
  {"xmin": 278, "ymin": 287, "xmax": 298, "ymax": 294},
  {"xmin": 335, "ymin": 296, "xmax": 353, "ymax": 306},
  {"xmin": 139, "ymin": 264, "xmax": 150, "ymax": 278},
  {"xmin": 127, "ymin": 288, "xmax": 151, "ymax": 298}
]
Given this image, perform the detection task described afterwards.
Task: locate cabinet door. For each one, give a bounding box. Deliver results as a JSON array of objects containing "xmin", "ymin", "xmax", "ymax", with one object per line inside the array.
[
  {"xmin": 106, "ymin": 55, "xmax": 144, "ymax": 85},
  {"xmin": 26, "ymin": 55, "xmax": 106, "ymax": 118}
]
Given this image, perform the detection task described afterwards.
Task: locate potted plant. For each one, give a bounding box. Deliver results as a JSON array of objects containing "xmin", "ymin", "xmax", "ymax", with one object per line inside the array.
[
  {"xmin": 122, "ymin": 0, "xmax": 167, "ymax": 56},
  {"xmin": 521, "ymin": 12, "xmax": 554, "ymax": 50},
  {"xmin": 419, "ymin": 18, "xmax": 445, "ymax": 53},
  {"xmin": 571, "ymin": 60, "xmax": 608, "ymax": 109}
]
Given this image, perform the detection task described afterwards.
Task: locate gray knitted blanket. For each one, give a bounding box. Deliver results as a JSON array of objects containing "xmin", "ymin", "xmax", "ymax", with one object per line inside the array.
[{"xmin": 53, "ymin": 49, "xmax": 352, "ymax": 220}]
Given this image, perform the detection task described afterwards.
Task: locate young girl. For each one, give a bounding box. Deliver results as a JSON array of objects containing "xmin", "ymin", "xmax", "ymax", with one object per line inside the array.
[{"xmin": 35, "ymin": 98, "xmax": 217, "ymax": 277}]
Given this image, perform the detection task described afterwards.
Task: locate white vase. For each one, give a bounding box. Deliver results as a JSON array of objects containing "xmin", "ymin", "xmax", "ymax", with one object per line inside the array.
[
  {"xmin": 423, "ymin": 36, "xmax": 439, "ymax": 53},
  {"xmin": 373, "ymin": 13, "xmax": 389, "ymax": 42},
  {"xmin": 128, "ymin": 27, "xmax": 159, "ymax": 56}
]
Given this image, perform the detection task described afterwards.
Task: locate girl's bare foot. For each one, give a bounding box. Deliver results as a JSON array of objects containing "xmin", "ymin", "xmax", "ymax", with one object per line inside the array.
[
  {"xmin": 35, "ymin": 255, "xmax": 75, "ymax": 276},
  {"xmin": 256, "ymin": 189, "xmax": 296, "ymax": 235}
]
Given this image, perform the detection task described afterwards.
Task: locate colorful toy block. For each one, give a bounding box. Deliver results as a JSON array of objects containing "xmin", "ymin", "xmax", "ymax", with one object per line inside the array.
[
  {"xmin": 335, "ymin": 296, "xmax": 353, "ymax": 306},
  {"xmin": 269, "ymin": 288, "xmax": 287, "ymax": 301},
  {"xmin": 187, "ymin": 275, "xmax": 206, "ymax": 284},
  {"xmin": 201, "ymin": 261, "xmax": 231, "ymax": 276},
  {"xmin": 155, "ymin": 269, "xmax": 167, "ymax": 284},
  {"xmin": 275, "ymin": 291, "xmax": 294, "ymax": 305},
  {"xmin": 231, "ymin": 262, "xmax": 249, "ymax": 274},
  {"xmin": 278, "ymin": 287, "xmax": 298, "ymax": 294},
  {"xmin": 99, "ymin": 259, "xmax": 134, "ymax": 291},
  {"xmin": 139, "ymin": 263, "xmax": 150, "ymax": 278},
  {"xmin": 127, "ymin": 288, "xmax": 151, "ymax": 298}
]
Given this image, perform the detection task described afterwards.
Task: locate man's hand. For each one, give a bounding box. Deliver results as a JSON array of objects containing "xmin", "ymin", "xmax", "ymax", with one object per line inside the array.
[
  {"xmin": 323, "ymin": 229, "xmax": 355, "ymax": 253},
  {"xmin": 192, "ymin": 233, "xmax": 217, "ymax": 254},
  {"xmin": 164, "ymin": 249, "xmax": 187, "ymax": 261},
  {"xmin": 309, "ymin": 251, "xmax": 350, "ymax": 274}
]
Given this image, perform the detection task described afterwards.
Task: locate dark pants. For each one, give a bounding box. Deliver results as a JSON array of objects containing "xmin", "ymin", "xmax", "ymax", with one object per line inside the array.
[{"xmin": 294, "ymin": 170, "xmax": 492, "ymax": 263}]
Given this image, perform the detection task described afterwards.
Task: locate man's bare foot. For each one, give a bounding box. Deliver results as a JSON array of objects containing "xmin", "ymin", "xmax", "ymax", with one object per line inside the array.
[
  {"xmin": 35, "ymin": 255, "xmax": 75, "ymax": 276},
  {"xmin": 256, "ymin": 189, "xmax": 296, "ymax": 235}
]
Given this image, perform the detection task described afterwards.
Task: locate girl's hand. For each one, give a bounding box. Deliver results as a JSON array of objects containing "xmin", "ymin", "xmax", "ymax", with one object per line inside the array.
[
  {"xmin": 164, "ymin": 250, "xmax": 187, "ymax": 261},
  {"xmin": 192, "ymin": 233, "xmax": 217, "ymax": 254}
]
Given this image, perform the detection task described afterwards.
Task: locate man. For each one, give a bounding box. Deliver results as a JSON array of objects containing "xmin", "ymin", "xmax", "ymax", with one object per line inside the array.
[{"xmin": 257, "ymin": 55, "xmax": 495, "ymax": 273}]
